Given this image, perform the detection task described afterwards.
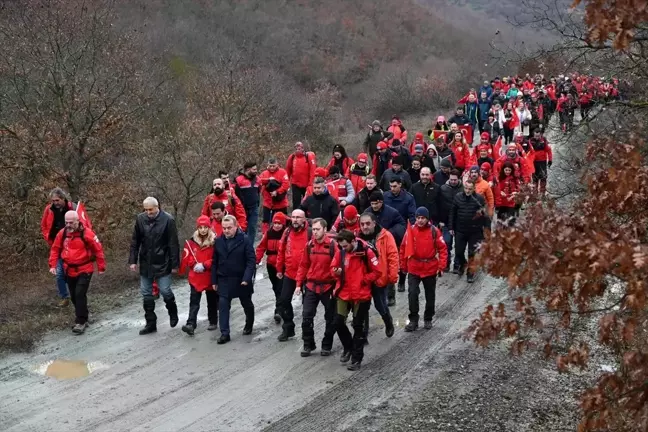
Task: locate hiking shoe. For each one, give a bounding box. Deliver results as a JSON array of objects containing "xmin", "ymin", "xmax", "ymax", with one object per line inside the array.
[
  {"xmin": 387, "ymin": 298, "xmax": 396, "ymax": 307},
  {"xmin": 182, "ymin": 324, "xmax": 195, "ymax": 336},
  {"xmin": 320, "ymin": 349, "xmax": 332, "ymax": 357},
  {"xmin": 458, "ymin": 266, "xmax": 466, "ymax": 276},
  {"xmin": 397, "ymin": 282, "xmax": 405, "ymax": 292},
  {"xmin": 404, "ymin": 322, "xmax": 418, "ymax": 332},
  {"xmin": 277, "ymin": 328, "xmax": 295, "ymax": 342},
  {"xmin": 452, "ymin": 267, "xmax": 460, "ymax": 274},
  {"xmin": 385, "ymin": 320, "xmax": 395, "ymax": 338},
  {"xmin": 340, "ymin": 350, "xmax": 351, "ymax": 363},
  {"xmin": 72, "ymin": 323, "xmax": 88, "ymax": 334},
  {"xmin": 424, "ymin": 320, "xmax": 433, "ymax": 330},
  {"xmin": 58, "ymin": 298, "xmax": 70, "ymax": 308},
  {"xmin": 347, "ymin": 362, "xmax": 361, "ymax": 371},
  {"xmin": 300, "ymin": 347, "xmax": 313, "ymax": 357},
  {"xmin": 217, "ymin": 335, "xmax": 231, "ymax": 345},
  {"xmin": 242, "ymin": 326, "xmax": 253, "ymax": 335},
  {"xmin": 273, "ymin": 313, "xmax": 282, "ymax": 324},
  {"xmin": 139, "ymin": 325, "xmax": 157, "ymax": 335},
  {"xmin": 207, "ymin": 323, "xmax": 218, "ymax": 331},
  {"xmin": 467, "ymin": 273, "xmax": 475, "ymax": 283}
]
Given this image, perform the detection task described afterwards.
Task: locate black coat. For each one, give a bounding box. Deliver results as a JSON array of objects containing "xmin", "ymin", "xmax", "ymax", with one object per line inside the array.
[
  {"xmin": 379, "ymin": 168, "xmax": 412, "ymax": 192},
  {"xmin": 300, "ymin": 191, "xmax": 340, "ymax": 228},
  {"xmin": 410, "ymin": 181, "xmax": 441, "ymax": 223},
  {"xmin": 353, "ymin": 186, "xmax": 378, "ymax": 214},
  {"xmin": 364, "ymin": 204, "xmax": 406, "ymax": 246},
  {"xmin": 129, "ymin": 211, "xmax": 180, "ymax": 278},
  {"xmin": 449, "ymin": 192, "xmax": 488, "ymax": 233},
  {"xmin": 439, "ymin": 182, "xmax": 463, "ymax": 224},
  {"xmin": 363, "ymin": 129, "xmax": 393, "ymax": 159},
  {"xmin": 211, "ymin": 230, "xmax": 256, "ymax": 299}
]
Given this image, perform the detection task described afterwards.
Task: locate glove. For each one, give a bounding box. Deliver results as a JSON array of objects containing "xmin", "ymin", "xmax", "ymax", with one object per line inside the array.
[
  {"xmin": 548, "ymin": 161, "xmax": 552, "ymax": 168},
  {"xmin": 193, "ymin": 263, "xmax": 205, "ymax": 273}
]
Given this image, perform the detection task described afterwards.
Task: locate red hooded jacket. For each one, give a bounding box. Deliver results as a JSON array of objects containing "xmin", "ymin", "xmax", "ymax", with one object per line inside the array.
[
  {"xmin": 400, "ymin": 223, "xmax": 447, "ymax": 278},
  {"xmin": 286, "ymin": 152, "xmax": 316, "ymax": 189},
  {"xmin": 259, "ymin": 168, "xmax": 290, "ymax": 209},
  {"xmin": 331, "ymin": 239, "xmax": 381, "ymax": 302},
  {"xmin": 276, "ymin": 224, "xmax": 310, "ymax": 280},
  {"xmin": 179, "ymin": 232, "xmax": 215, "ymax": 291},
  {"xmin": 255, "ymin": 225, "xmax": 285, "ymax": 268},
  {"xmin": 201, "ymin": 192, "xmax": 248, "ymax": 231},
  {"xmin": 296, "ymin": 237, "xmax": 337, "ymax": 293},
  {"xmin": 48, "ymin": 225, "xmax": 106, "ymax": 277},
  {"xmin": 41, "ymin": 201, "xmax": 75, "ymax": 246}
]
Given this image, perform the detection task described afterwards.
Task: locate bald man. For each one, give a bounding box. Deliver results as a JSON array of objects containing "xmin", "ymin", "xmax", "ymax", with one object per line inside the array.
[
  {"xmin": 129, "ymin": 197, "xmax": 180, "ymax": 335},
  {"xmin": 275, "ymin": 209, "xmax": 309, "ymax": 341},
  {"xmin": 48, "ymin": 211, "xmax": 106, "ymax": 334}
]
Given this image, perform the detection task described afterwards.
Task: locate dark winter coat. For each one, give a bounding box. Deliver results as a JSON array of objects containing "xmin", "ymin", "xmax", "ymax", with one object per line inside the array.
[
  {"xmin": 353, "ymin": 186, "xmax": 379, "ymax": 214},
  {"xmin": 379, "ymin": 168, "xmax": 412, "ymax": 192},
  {"xmin": 410, "ymin": 180, "xmax": 441, "ymax": 223},
  {"xmin": 363, "ymin": 204, "xmax": 406, "ymax": 246},
  {"xmin": 449, "ymin": 192, "xmax": 488, "ymax": 234},
  {"xmin": 211, "ymin": 229, "xmax": 256, "ymax": 299},
  {"xmin": 129, "ymin": 211, "xmax": 180, "ymax": 278},
  {"xmin": 383, "ymin": 190, "xmax": 416, "ymax": 225},
  {"xmin": 300, "ymin": 190, "xmax": 340, "ymax": 228},
  {"xmin": 438, "ymin": 182, "xmax": 463, "ymax": 224},
  {"xmin": 364, "ymin": 129, "xmax": 393, "ymax": 159}
]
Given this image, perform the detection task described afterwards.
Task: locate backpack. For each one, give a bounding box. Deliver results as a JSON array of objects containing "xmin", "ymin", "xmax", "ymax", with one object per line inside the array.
[
  {"xmin": 281, "ymin": 225, "xmax": 312, "ymax": 251},
  {"xmin": 57, "ymin": 226, "xmax": 96, "ymax": 264},
  {"xmin": 305, "ymin": 237, "xmax": 337, "ymax": 260},
  {"xmin": 336, "ymin": 239, "xmax": 378, "ymax": 296}
]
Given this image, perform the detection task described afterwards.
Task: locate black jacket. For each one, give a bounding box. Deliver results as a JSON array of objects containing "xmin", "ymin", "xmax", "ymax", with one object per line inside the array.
[
  {"xmin": 449, "ymin": 192, "xmax": 488, "ymax": 233},
  {"xmin": 363, "ymin": 129, "xmax": 393, "ymax": 159},
  {"xmin": 410, "ymin": 181, "xmax": 441, "ymax": 223},
  {"xmin": 300, "ymin": 191, "xmax": 340, "ymax": 228},
  {"xmin": 439, "ymin": 182, "xmax": 463, "ymax": 224},
  {"xmin": 129, "ymin": 211, "xmax": 180, "ymax": 278},
  {"xmin": 379, "ymin": 168, "xmax": 412, "ymax": 192},
  {"xmin": 211, "ymin": 229, "xmax": 256, "ymax": 299},
  {"xmin": 353, "ymin": 186, "xmax": 379, "ymax": 214}
]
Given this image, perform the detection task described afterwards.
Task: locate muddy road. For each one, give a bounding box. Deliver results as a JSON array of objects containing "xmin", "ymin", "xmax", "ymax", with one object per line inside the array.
[{"xmin": 0, "ymin": 267, "xmax": 506, "ymax": 432}]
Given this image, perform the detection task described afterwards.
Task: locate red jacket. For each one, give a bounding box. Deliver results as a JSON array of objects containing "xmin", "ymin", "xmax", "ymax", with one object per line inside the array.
[
  {"xmin": 332, "ymin": 216, "xmax": 360, "ymax": 234},
  {"xmin": 493, "ymin": 154, "xmax": 531, "ymax": 183},
  {"xmin": 327, "ymin": 177, "xmax": 349, "ymax": 200},
  {"xmin": 255, "ymin": 226, "xmax": 285, "ymax": 268},
  {"xmin": 48, "ymin": 225, "xmax": 106, "ymax": 277},
  {"xmin": 41, "ymin": 201, "xmax": 74, "ymax": 246},
  {"xmin": 347, "ymin": 163, "xmax": 370, "ymax": 195},
  {"xmin": 529, "ymin": 137, "xmax": 553, "ymax": 163},
  {"xmin": 400, "ymin": 224, "xmax": 447, "ymax": 277},
  {"xmin": 201, "ymin": 192, "xmax": 248, "ymax": 230},
  {"xmin": 449, "ymin": 140, "xmax": 471, "ymax": 170},
  {"xmin": 276, "ymin": 224, "xmax": 310, "ymax": 280},
  {"xmin": 304, "ymin": 183, "xmax": 337, "ymax": 202},
  {"xmin": 296, "ymin": 237, "xmax": 337, "ymax": 293},
  {"xmin": 286, "ymin": 152, "xmax": 316, "ymax": 188},
  {"xmin": 409, "ymin": 138, "xmax": 428, "ymax": 155},
  {"xmin": 179, "ymin": 233, "xmax": 215, "ymax": 291},
  {"xmin": 259, "ymin": 168, "xmax": 290, "ymax": 209},
  {"xmin": 326, "ymin": 156, "xmax": 354, "ymax": 175},
  {"xmin": 494, "ymin": 175, "xmax": 520, "ymax": 208},
  {"xmin": 331, "ymin": 240, "xmax": 381, "ymax": 302},
  {"xmin": 211, "ymin": 219, "xmax": 223, "ymax": 237}
]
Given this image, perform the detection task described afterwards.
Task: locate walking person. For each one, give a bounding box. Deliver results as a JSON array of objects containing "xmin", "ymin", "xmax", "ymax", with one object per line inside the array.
[
  {"xmin": 41, "ymin": 187, "xmax": 75, "ymax": 306},
  {"xmin": 259, "ymin": 157, "xmax": 290, "ymax": 234},
  {"xmin": 48, "ymin": 210, "xmax": 106, "ymax": 334},
  {"xmin": 286, "ymin": 141, "xmax": 316, "ymax": 210},
  {"xmin": 400, "ymin": 207, "xmax": 448, "ymax": 331},
  {"xmin": 255, "ymin": 212, "xmax": 288, "ymax": 324},
  {"xmin": 296, "ymin": 218, "xmax": 338, "ymax": 357},
  {"xmin": 331, "ymin": 230, "xmax": 381, "ymax": 371},
  {"xmin": 128, "ymin": 197, "xmax": 180, "ymax": 335},
  {"xmin": 211, "ymin": 215, "xmax": 256, "ymax": 344},
  {"xmin": 235, "ymin": 162, "xmax": 261, "ymax": 242},
  {"xmin": 180, "ymin": 216, "xmax": 219, "ymax": 336}
]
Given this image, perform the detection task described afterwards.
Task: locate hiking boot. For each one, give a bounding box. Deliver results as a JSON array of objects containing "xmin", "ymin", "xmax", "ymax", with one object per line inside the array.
[
  {"xmin": 217, "ymin": 335, "xmax": 231, "ymax": 345},
  {"xmin": 424, "ymin": 320, "xmax": 433, "ymax": 330},
  {"xmin": 164, "ymin": 297, "xmax": 179, "ymax": 328},
  {"xmin": 404, "ymin": 321, "xmax": 418, "ymax": 332},
  {"xmin": 182, "ymin": 324, "xmax": 195, "ymax": 336},
  {"xmin": 139, "ymin": 324, "xmax": 157, "ymax": 335},
  {"xmin": 320, "ymin": 349, "xmax": 332, "ymax": 357},
  {"xmin": 277, "ymin": 328, "xmax": 295, "ymax": 342},
  {"xmin": 467, "ymin": 273, "xmax": 475, "ymax": 283},
  {"xmin": 300, "ymin": 346, "xmax": 314, "ymax": 357},
  {"xmin": 452, "ymin": 267, "xmax": 460, "ymax": 274},
  {"xmin": 273, "ymin": 313, "xmax": 282, "ymax": 324},
  {"xmin": 458, "ymin": 266, "xmax": 466, "ymax": 276},
  {"xmin": 242, "ymin": 325, "xmax": 253, "ymax": 335},
  {"xmin": 340, "ymin": 350, "xmax": 351, "ymax": 363},
  {"xmin": 387, "ymin": 297, "xmax": 396, "ymax": 307},
  {"xmin": 397, "ymin": 282, "xmax": 405, "ymax": 292},
  {"xmin": 72, "ymin": 323, "xmax": 88, "ymax": 334},
  {"xmin": 347, "ymin": 362, "xmax": 361, "ymax": 371},
  {"xmin": 207, "ymin": 323, "xmax": 218, "ymax": 331},
  {"xmin": 58, "ymin": 298, "xmax": 70, "ymax": 308},
  {"xmin": 384, "ymin": 315, "xmax": 395, "ymax": 338}
]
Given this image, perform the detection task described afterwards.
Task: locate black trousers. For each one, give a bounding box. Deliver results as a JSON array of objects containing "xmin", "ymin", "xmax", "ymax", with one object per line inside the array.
[
  {"xmin": 503, "ymin": 126, "xmax": 514, "ymax": 144},
  {"xmin": 66, "ymin": 272, "xmax": 92, "ymax": 324},
  {"xmin": 187, "ymin": 285, "xmax": 219, "ymax": 327},
  {"xmin": 335, "ymin": 300, "xmax": 371, "ymax": 364},
  {"xmin": 291, "ymin": 184, "xmax": 306, "ymax": 211},
  {"xmin": 301, "ymin": 289, "xmax": 336, "ymax": 350},
  {"xmin": 218, "ymin": 294, "xmax": 254, "ymax": 336},
  {"xmin": 279, "ymin": 276, "xmax": 298, "ymax": 332},
  {"xmin": 407, "ymin": 274, "xmax": 437, "ymax": 322},
  {"xmin": 266, "ymin": 264, "xmax": 282, "ymax": 313},
  {"xmin": 454, "ymin": 231, "xmax": 483, "ymax": 273}
]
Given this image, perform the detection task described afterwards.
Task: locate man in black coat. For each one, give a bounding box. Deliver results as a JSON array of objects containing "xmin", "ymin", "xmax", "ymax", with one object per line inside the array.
[
  {"xmin": 353, "ymin": 174, "xmax": 380, "ymax": 214},
  {"xmin": 363, "ymin": 120, "xmax": 393, "ymax": 160},
  {"xmin": 300, "ymin": 177, "xmax": 340, "ymax": 228},
  {"xmin": 129, "ymin": 197, "xmax": 180, "ymax": 335},
  {"xmin": 410, "ymin": 167, "xmax": 441, "ymax": 224},
  {"xmin": 211, "ymin": 215, "xmax": 256, "ymax": 344},
  {"xmin": 438, "ymin": 170, "xmax": 463, "ymax": 271},
  {"xmin": 448, "ymin": 181, "xmax": 489, "ymax": 283}
]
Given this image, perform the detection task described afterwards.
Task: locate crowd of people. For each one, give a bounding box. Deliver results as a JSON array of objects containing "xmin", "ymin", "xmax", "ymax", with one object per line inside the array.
[{"xmin": 42, "ymin": 72, "xmax": 618, "ymax": 370}]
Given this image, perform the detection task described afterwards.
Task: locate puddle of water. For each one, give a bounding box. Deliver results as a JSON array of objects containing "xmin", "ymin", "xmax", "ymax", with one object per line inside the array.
[{"xmin": 35, "ymin": 359, "xmax": 110, "ymax": 380}]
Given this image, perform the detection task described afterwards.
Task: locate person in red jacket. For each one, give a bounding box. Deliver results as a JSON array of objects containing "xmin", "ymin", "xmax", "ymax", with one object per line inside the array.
[
  {"xmin": 332, "ymin": 204, "xmax": 361, "ymax": 233},
  {"xmin": 201, "ymin": 178, "xmax": 248, "ymax": 231},
  {"xmin": 494, "ymin": 161, "xmax": 521, "ymax": 225},
  {"xmin": 304, "ymin": 167, "xmax": 338, "ymax": 200},
  {"xmin": 276, "ymin": 209, "xmax": 309, "ymax": 342},
  {"xmin": 209, "ymin": 201, "xmax": 226, "ymax": 236},
  {"xmin": 296, "ymin": 218, "xmax": 339, "ymax": 357},
  {"xmin": 400, "ymin": 207, "xmax": 448, "ymax": 332},
  {"xmin": 448, "ymin": 131, "xmax": 471, "ymax": 175},
  {"xmin": 347, "ymin": 153, "xmax": 370, "ymax": 194},
  {"xmin": 326, "ymin": 144, "xmax": 354, "ymax": 176},
  {"xmin": 529, "ymin": 129, "xmax": 553, "ymax": 194},
  {"xmin": 409, "ymin": 132, "xmax": 428, "ymax": 154},
  {"xmin": 255, "ymin": 212, "xmax": 288, "ymax": 324},
  {"xmin": 331, "ymin": 230, "xmax": 381, "ymax": 371},
  {"xmin": 180, "ymin": 216, "xmax": 218, "ymax": 336},
  {"xmin": 259, "ymin": 157, "xmax": 290, "ymax": 234},
  {"xmin": 41, "ymin": 187, "xmax": 75, "ymax": 306},
  {"xmin": 48, "ymin": 210, "xmax": 106, "ymax": 334},
  {"xmin": 493, "ymin": 144, "xmax": 532, "ymax": 183},
  {"xmin": 286, "ymin": 141, "xmax": 317, "ymax": 210}
]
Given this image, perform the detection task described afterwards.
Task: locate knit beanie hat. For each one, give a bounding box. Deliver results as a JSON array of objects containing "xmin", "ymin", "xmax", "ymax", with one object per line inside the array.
[{"xmin": 415, "ymin": 207, "xmax": 429, "ymax": 219}]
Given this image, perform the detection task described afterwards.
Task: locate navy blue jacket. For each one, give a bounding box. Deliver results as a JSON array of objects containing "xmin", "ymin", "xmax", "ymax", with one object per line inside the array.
[
  {"xmin": 383, "ymin": 190, "xmax": 416, "ymax": 225},
  {"xmin": 363, "ymin": 204, "xmax": 406, "ymax": 246},
  {"xmin": 211, "ymin": 229, "xmax": 256, "ymax": 299}
]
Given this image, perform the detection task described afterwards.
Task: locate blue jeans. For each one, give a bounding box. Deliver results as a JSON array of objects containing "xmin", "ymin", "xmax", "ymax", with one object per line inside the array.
[
  {"xmin": 140, "ymin": 274, "xmax": 173, "ymax": 301},
  {"xmin": 441, "ymin": 225, "xmax": 453, "ymax": 269},
  {"xmin": 56, "ymin": 258, "xmax": 69, "ymax": 299},
  {"xmin": 246, "ymin": 207, "xmax": 259, "ymax": 244},
  {"xmin": 364, "ymin": 285, "xmax": 391, "ymax": 339}
]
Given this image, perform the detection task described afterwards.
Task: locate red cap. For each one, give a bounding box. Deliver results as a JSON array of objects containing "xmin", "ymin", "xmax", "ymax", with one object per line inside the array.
[
  {"xmin": 480, "ymin": 162, "xmax": 492, "ymax": 171},
  {"xmin": 357, "ymin": 153, "xmax": 368, "ymax": 163},
  {"xmin": 272, "ymin": 212, "xmax": 287, "ymax": 225},
  {"xmin": 377, "ymin": 142, "xmax": 388, "ymax": 150},
  {"xmin": 196, "ymin": 215, "xmax": 211, "ymax": 227},
  {"xmin": 415, "ymin": 132, "xmax": 424, "ymax": 140},
  {"xmin": 343, "ymin": 205, "xmax": 358, "ymax": 220},
  {"xmin": 480, "ymin": 132, "xmax": 490, "ymax": 140}
]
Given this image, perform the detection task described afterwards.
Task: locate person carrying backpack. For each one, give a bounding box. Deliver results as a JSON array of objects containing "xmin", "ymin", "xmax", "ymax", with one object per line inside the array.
[
  {"xmin": 400, "ymin": 207, "xmax": 448, "ymax": 332},
  {"xmin": 286, "ymin": 142, "xmax": 317, "ymax": 210}
]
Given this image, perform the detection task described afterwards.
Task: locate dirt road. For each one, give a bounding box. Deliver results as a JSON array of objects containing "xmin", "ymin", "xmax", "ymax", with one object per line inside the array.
[{"xmin": 0, "ymin": 266, "xmax": 506, "ymax": 431}]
